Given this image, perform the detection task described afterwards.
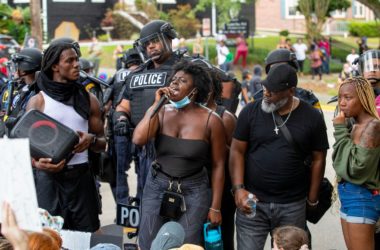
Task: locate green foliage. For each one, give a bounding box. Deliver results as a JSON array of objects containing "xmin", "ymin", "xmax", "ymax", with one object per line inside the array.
[
  {"xmin": 111, "ymin": 13, "xmax": 140, "ymax": 40},
  {"xmin": 279, "ymin": 30, "xmax": 289, "ymax": 37},
  {"xmin": 168, "ymin": 5, "xmax": 200, "ymax": 38},
  {"xmin": 0, "ymin": 4, "xmax": 30, "ymax": 43},
  {"xmin": 97, "ymin": 33, "xmax": 109, "ymax": 42},
  {"xmin": 326, "ymin": 0, "xmax": 351, "ymax": 17},
  {"xmin": 195, "ymin": 0, "xmax": 253, "ymax": 29},
  {"xmin": 348, "ymin": 21, "xmax": 380, "ymax": 38}
]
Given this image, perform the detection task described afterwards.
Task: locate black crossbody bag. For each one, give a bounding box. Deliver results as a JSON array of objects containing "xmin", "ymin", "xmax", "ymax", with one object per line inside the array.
[{"xmin": 273, "ymin": 111, "xmax": 333, "ymax": 224}]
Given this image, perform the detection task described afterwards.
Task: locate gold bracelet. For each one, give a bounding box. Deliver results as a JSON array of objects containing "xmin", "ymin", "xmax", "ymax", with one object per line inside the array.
[{"xmin": 209, "ymin": 207, "xmax": 221, "ymax": 213}]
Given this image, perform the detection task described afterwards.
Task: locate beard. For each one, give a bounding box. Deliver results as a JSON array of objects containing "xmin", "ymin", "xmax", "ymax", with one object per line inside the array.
[{"xmin": 261, "ymin": 97, "xmax": 288, "ymax": 113}]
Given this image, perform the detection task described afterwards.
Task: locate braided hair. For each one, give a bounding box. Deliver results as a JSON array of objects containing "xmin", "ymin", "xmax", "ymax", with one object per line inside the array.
[{"xmin": 340, "ymin": 77, "xmax": 380, "ymax": 120}]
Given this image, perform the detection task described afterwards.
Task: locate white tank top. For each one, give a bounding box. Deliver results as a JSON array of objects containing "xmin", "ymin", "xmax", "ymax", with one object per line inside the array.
[{"xmin": 41, "ymin": 91, "xmax": 89, "ymax": 165}]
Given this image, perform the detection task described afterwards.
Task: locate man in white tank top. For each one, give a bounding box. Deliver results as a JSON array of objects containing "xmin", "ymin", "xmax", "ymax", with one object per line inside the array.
[{"xmin": 26, "ymin": 38, "xmax": 105, "ymax": 232}]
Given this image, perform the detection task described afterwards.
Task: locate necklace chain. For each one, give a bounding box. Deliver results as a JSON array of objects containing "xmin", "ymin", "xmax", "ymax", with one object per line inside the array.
[{"xmin": 271, "ymin": 98, "xmax": 295, "ymax": 134}]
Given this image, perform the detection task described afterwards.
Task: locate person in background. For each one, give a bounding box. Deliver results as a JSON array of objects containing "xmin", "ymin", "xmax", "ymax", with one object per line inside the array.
[
  {"xmin": 233, "ymin": 34, "xmax": 248, "ymax": 69},
  {"xmin": 332, "ymin": 77, "xmax": 380, "ymax": 250},
  {"xmin": 358, "ymin": 36, "xmax": 369, "ymax": 55},
  {"xmin": 216, "ymin": 38, "xmax": 230, "ymax": 72},
  {"xmin": 286, "ymin": 38, "xmax": 295, "ymax": 53},
  {"xmin": 310, "ymin": 44, "xmax": 323, "ymax": 81},
  {"xmin": 241, "ymin": 69, "xmax": 252, "ymax": 105},
  {"xmin": 273, "ymin": 225, "xmax": 309, "ymax": 250},
  {"xmin": 293, "ymin": 38, "xmax": 308, "ymax": 76},
  {"xmin": 346, "ymin": 48, "xmax": 359, "ymax": 74},
  {"xmin": 192, "ymin": 34, "xmax": 203, "ymax": 57},
  {"xmin": 318, "ymin": 36, "xmax": 331, "ymax": 74},
  {"xmin": 88, "ymin": 37, "xmax": 102, "ymax": 77},
  {"xmin": 276, "ymin": 37, "xmax": 291, "ymax": 50},
  {"xmin": 338, "ymin": 63, "xmax": 354, "ymax": 85},
  {"xmin": 113, "ymin": 44, "xmax": 124, "ymax": 71}
]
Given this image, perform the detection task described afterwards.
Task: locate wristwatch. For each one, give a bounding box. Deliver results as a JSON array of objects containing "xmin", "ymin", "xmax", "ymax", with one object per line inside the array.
[{"xmin": 230, "ymin": 184, "xmax": 245, "ymax": 196}]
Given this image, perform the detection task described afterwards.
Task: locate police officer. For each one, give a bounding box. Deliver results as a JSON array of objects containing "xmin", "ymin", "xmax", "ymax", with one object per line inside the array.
[
  {"xmin": 0, "ymin": 48, "xmax": 42, "ymax": 136},
  {"xmin": 79, "ymin": 58, "xmax": 103, "ymax": 106},
  {"xmin": 253, "ymin": 49, "xmax": 322, "ymax": 112},
  {"xmin": 104, "ymin": 48, "xmax": 142, "ymax": 204},
  {"xmin": 115, "ymin": 20, "xmax": 182, "ymax": 199}
]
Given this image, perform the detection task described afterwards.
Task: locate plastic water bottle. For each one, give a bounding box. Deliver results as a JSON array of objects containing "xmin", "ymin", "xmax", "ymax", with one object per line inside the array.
[
  {"xmin": 204, "ymin": 222, "xmax": 223, "ymax": 250},
  {"xmin": 245, "ymin": 193, "xmax": 257, "ymax": 219}
]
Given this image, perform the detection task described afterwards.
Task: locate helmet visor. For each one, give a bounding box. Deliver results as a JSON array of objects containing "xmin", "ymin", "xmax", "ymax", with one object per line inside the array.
[
  {"xmin": 135, "ymin": 32, "xmax": 171, "ymax": 62},
  {"xmin": 360, "ymin": 51, "xmax": 380, "ymax": 73}
]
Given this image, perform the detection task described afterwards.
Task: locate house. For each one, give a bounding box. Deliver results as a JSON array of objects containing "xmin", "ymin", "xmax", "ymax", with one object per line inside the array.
[
  {"xmin": 4, "ymin": 0, "xmax": 117, "ymax": 41},
  {"xmin": 256, "ymin": 0, "xmax": 375, "ymax": 35}
]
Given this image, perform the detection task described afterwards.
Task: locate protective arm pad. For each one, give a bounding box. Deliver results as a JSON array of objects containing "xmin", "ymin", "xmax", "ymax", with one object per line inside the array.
[{"xmin": 112, "ymin": 111, "xmax": 132, "ymax": 137}]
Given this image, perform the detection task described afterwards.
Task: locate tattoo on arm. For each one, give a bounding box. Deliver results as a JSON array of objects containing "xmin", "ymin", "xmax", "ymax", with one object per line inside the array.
[{"xmin": 359, "ymin": 120, "xmax": 380, "ymax": 148}]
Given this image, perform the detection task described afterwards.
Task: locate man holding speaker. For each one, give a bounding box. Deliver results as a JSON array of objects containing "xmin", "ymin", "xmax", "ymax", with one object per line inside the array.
[
  {"xmin": 115, "ymin": 20, "xmax": 186, "ymax": 199},
  {"xmin": 25, "ymin": 39, "xmax": 106, "ymax": 232}
]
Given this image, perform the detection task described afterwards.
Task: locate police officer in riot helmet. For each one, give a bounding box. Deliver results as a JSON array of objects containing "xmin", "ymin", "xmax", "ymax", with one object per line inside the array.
[
  {"xmin": 253, "ymin": 48, "xmax": 322, "ymax": 112},
  {"xmin": 102, "ymin": 47, "xmax": 142, "ymax": 204},
  {"xmin": 115, "ymin": 20, "xmax": 181, "ymax": 199},
  {"xmin": 0, "ymin": 48, "xmax": 42, "ymax": 136},
  {"xmin": 79, "ymin": 58, "xmax": 103, "ymax": 106},
  {"xmin": 357, "ymin": 49, "xmax": 380, "ymax": 94}
]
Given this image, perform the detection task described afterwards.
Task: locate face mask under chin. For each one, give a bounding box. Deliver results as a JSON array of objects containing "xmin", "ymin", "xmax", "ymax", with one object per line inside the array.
[{"xmin": 169, "ymin": 89, "xmax": 196, "ymax": 109}]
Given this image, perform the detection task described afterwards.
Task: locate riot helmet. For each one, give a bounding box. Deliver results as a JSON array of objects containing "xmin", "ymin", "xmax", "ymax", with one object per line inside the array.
[
  {"xmin": 264, "ymin": 49, "xmax": 299, "ymax": 74},
  {"xmin": 8, "ymin": 48, "xmax": 42, "ymax": 78},
  {"xmin": 122, "ymin": 48, "xmax": 142, "ymax": 68},
  {"xmin": 357, "ymin": 49, "xmax": 380, "ymax": 83},
  {"xmin": 79, "ymin": 58, "xmax": 94, "ymax": 72},
  {"xmin": 135, "ymin": 20, "xmax": 177, "ymax": 62}
]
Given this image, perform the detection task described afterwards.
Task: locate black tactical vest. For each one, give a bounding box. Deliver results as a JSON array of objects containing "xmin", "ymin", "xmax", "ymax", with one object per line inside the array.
[{"xmin": 126, "ymin": 54, "xmax": 182, "ymax": 126}]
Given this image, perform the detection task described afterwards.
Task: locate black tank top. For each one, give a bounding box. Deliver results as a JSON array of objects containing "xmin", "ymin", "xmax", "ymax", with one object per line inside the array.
[{"xmin": 154, "ymin": 109, "xmax": 212, "ymax": 178}]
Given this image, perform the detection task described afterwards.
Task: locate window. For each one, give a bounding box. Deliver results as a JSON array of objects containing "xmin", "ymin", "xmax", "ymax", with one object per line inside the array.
[
  {"xmin": 13, "ymin": 0, "xmax": 29, "ymax": 3},
  {"xmin": 354, "ymin": 2, "xmax": 365, "ymax": 18},
  {"xmin": 331, "ymin": 9, "xmax": 347, "ymax": 18},
  {"xmin": 285, "ymin": 0, "xmax": 304, "ymax": 19},
  {"xmin": 92, "ymin": 0, "xmax": 105, "ymax": 2}
]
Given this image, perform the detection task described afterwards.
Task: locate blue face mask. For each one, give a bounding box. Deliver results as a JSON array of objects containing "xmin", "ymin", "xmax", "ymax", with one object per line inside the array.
[{"xmin": 169, "ymin": 89, "xmax": 195, "ymax": 109}]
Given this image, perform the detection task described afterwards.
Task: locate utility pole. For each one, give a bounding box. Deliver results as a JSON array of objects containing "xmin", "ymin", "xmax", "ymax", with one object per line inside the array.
[{"xmin": 30, "ymin": 0, "xmax": 43, "ymax": 49}]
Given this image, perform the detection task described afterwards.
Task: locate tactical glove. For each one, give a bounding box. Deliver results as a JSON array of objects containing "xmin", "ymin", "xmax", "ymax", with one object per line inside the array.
[{"xmin": 113, "ymin": 111, "xmax": 132, "ymax": 137}]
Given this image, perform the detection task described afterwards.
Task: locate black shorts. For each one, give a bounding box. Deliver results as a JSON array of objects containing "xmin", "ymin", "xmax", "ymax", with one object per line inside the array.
[
  {"xmin": 297, "ymin": 60, "xmax": 305, "ymax": 72},
  {"xmin": 33, "ymin": 163, "xmax": 100, "ymax": 232}
]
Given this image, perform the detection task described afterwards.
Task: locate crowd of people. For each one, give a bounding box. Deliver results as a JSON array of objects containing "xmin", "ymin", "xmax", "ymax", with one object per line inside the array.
[{"xmin": 0, "ymin": 18, "xmax": 380, "ymax": 250}]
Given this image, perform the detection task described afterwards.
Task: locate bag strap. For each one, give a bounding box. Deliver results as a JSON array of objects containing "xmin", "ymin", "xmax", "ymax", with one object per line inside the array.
[{"xmin": 273, "ymin": 111, "xmax": 303, "ymax": 155}]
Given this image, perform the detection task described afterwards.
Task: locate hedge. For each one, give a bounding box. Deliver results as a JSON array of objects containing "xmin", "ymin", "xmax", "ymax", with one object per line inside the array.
[{"xmin": 348, "ymin": 21, "xmax": 380, "ymax": 38}]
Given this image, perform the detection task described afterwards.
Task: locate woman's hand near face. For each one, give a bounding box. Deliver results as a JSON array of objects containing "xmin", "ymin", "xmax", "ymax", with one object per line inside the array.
[
  {"xmin": 333, "ymin": 111, "xmax": 346, "ymax": 125},
  {"xmin": 154, "ymin": 87, "xmax": 173, "ymax": 103}
]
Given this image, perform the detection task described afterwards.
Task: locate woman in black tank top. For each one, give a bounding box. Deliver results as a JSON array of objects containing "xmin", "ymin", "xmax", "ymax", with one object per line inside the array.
[{"xmin": 133, "ymin": 61, "xmax": 226, "ymax": 249}]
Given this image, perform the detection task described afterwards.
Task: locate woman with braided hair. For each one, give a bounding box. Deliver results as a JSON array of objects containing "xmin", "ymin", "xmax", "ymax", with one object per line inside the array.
[{"xmin": 333, "ymin": 76, "xmax": 380, "ymax": 250}]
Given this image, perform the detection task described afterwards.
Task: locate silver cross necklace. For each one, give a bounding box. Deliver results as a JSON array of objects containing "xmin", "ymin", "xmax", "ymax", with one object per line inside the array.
[{"xmin": 271, "ymin": 98, "xmax": 295, "ymax": 135}]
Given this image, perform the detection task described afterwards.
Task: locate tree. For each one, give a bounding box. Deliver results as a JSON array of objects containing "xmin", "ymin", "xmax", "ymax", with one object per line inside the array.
[
  {"xmin": 298, "ymin": 0, "xmax": 350, "ymax": 42},
  {"xmin": 355, "ymin": 0, "xmax": 380, "ymax": 19},
  {"xmin": 0, "ymin": 4, "xmax": 30, "ymax": 44},
  {"xmin": 30, "ymin": 1, "xmax": 42, "ymax": 49},
  {"xmin": 168, "ymin": 4, "xmax": 200, "ymax": 38}
]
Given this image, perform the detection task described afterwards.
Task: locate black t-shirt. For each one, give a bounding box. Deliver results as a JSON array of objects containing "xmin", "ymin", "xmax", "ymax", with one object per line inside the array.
[{"xmin": 233, "ymin": 99, "xmax": 329, "ymax": 203}]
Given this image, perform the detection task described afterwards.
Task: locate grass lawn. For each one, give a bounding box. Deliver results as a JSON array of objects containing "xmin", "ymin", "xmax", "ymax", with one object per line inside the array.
[{"xmin": 79, "ymin": 35, "xmax": 379, "ymax": 75}]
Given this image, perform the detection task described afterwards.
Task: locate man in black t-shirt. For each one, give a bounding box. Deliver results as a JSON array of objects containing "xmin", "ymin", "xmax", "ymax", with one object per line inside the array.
[{"xmin": 229, "ymin": 64, "xmax": 329, "ymax": 249}]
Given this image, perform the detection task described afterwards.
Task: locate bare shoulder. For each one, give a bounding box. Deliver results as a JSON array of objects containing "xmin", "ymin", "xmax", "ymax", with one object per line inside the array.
[
  {"xmin": 222, "ymin": 110, "xmax": 237, "ymax": 123},
  {"xmin": 89, "ymin": 93, "xmax": 101, "ymax": 113},
  {"xmin": 26, "ymin": 92, "xmax": 44, "ymax": 111}
]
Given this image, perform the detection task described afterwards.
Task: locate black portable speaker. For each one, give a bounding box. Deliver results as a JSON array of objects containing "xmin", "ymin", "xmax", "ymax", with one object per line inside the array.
[{"xmin": 10, "ymin": 109, "xmax": 80, "ymax": 164}]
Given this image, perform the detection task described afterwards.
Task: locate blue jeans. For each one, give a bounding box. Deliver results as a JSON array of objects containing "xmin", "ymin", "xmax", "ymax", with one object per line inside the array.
[
  {"xmin": 138, "ymin": 169, "xmax": 211, "ymax": 250},
  {"xmin": 236, "ymin": 198, "xmax": 306, "ymax": 250},
  {"xmin": 338, "ymin": 182, "xmax": 380, "ymax": 224},
  {"xmin": 136, "ymin": 141, "xmax": 155, "ymax": 199},
  {"xmin": 114, "ymin": 135, "xmax": 132, "ymax": 204}
]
